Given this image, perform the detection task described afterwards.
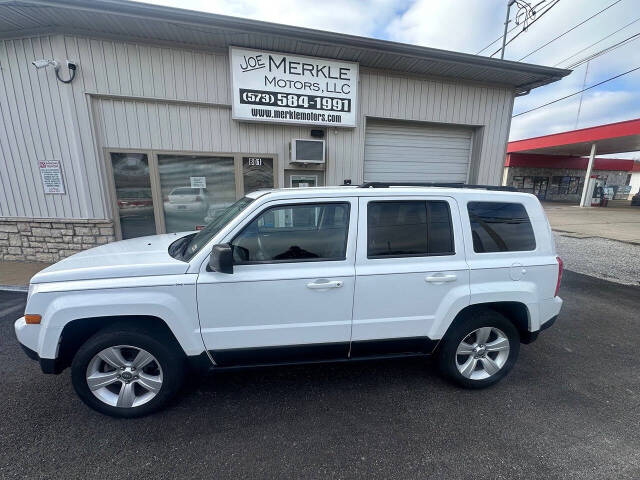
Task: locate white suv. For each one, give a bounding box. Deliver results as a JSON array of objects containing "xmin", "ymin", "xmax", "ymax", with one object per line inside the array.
[{"xmin": 15, "ymin": 184, "xmax": 563, "ymax": 417}]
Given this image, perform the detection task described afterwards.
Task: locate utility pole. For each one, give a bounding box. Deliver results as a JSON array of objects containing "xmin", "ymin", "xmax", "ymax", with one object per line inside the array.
[
  {"xmin": 574, "ymin": 61, "xmax": 590, "ymax": 129},
  {"xmin": 501, "ymin": 0, "xmax": 517, "ymax": 59}
]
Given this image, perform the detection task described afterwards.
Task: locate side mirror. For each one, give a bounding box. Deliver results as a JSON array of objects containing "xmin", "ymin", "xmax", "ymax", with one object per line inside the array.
[{"xmin": 208, "ymin": 244, "xmax": 233, "ymax": 274}]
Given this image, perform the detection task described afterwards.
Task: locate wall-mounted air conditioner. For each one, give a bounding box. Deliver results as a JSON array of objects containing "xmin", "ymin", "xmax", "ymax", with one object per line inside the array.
[{"xmin": 290, "ymin": 139, "xmax": 325, "ymax": 164}]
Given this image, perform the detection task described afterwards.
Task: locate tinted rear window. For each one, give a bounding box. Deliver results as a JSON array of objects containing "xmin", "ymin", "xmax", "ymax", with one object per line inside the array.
[
  {"xmin": 467, "ymin": 202, "xmax": 536, "ymax": 253},
  {"xmin": 367, "ymin": 201, "xmax": 454, "ymax": 258}
]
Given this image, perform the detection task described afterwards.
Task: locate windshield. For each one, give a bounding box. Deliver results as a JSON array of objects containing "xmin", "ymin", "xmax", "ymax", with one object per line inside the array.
[{"xmin": 171, "ymin": 196, "xmax": 255, "ymax": 261}]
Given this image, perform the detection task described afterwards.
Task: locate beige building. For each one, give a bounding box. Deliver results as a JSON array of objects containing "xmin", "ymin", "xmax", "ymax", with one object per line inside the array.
[{"xmin": 0, "ymin": 0, "xmax": 568, "ymax": 262}]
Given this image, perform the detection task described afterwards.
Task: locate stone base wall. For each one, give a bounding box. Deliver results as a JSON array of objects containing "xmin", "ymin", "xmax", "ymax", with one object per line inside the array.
[{"xmin": 0, "ymin": 218, "xmax": 115, "ymax": 263}]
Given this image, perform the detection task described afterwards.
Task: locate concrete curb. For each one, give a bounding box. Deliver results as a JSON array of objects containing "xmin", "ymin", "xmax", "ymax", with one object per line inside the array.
[{"xmin": 0, "ymin": 284, "xmax": 28, "ymax": 293}]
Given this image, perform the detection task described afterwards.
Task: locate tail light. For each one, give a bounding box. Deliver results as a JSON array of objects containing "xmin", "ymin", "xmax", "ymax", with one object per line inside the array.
[
  {"xmin": 195, "ymin": 197, "xmax": 202, "ymax": 202},
  {"xmin": 555, "ymin": 256, "xmax": 563, "ymax": 297}
]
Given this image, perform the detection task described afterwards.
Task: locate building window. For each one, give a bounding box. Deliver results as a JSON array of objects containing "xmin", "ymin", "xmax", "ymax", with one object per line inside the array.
[
  {"xmin": 243, "ymin": 157, "xmax": 274, "ymax": 194},
  {"xmin": 468, "ymin": 202, "xmax": 536, "ymax": 253},
  {"xmin": 512, "ymin": 176, "xmax": 548, "ymax": 199},
  {"xmin": 158, "ymin": 155, "xmax": 236, "ymax": 233},
  {"xmin": 108, "ymin": 150, "xmax": 278, "ymax": 240},
  {"xmin": 550, "ymin": 176, "xmax": 582, "ymax": 195},
  {"xmin": 512, "ymin": 176, "xmax": 524, "ymax": 189},
  {"xmin": 110, "ymin": 153, "xmax": 156, "ymax": 239},
  {"xmin": 511, "ymin": 176, "xmax": 535, "ymax": 193}
]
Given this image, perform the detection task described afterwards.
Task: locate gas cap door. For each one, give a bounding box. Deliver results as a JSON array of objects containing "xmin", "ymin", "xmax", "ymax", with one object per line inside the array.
[{"xmin": 509, "ymin": 262, "xmax": 527, "ymax": 281}]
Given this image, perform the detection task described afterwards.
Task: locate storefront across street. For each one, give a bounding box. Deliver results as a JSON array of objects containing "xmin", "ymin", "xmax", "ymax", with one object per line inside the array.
[{"xmin": 505, "ymin": 119, "xmax": 640, "ymax": 205}]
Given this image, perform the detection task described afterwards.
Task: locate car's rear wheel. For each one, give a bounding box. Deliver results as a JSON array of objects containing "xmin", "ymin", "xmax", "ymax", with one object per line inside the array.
[
  {"xmin": 437, "ymin": 309, "xmax": 520, "ymax": 389},
  {"xmin": 71, "ymin": 326, "xmax": 184, "ymax": 417}
]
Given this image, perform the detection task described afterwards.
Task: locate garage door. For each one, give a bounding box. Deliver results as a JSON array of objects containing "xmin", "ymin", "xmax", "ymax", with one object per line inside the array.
[{"xmin": 364, "ymin": 119, "xmax": 473, "ymax": 183}]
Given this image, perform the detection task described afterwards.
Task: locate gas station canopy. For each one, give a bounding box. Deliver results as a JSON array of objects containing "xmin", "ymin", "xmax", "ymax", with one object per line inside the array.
[
  {"xmin": 507, "ymin": 118, "xmax": 640, "ymax": 156},
  {"xmin": 507, "ymin": 118, "xmax": 640, "ymax": 206}
]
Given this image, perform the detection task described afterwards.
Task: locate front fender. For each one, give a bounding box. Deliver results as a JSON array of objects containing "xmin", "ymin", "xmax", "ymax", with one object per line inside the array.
[{"xmin": 29, "ymin": 275, "xmax": 203, "ymax": 359}]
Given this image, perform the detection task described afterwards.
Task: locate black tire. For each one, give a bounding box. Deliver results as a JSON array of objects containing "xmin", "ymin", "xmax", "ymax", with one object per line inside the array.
[
  {"xmin": 71, "ymin": 325, "xmax": 185, "ymax": 418},
  {"xmin": 437, "ymin": 308, "xmax": 520, "ymax": 389}
]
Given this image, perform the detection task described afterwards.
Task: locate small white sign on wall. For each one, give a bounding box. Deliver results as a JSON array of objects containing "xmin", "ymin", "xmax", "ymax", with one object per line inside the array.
[
  {"xmin": 38, "ymin": 160, "xmax": 65, "ymax": 194},
  {"xmin": 190, "ymin": 176, "xmax": 207, "ymax": 189}
]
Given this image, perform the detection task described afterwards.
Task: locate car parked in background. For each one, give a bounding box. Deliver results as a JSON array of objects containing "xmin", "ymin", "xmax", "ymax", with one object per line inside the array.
[
  {"xmin": 15, "ymin": 184, "xmax": 563, "ymax": 417},
  {"xmin": 116, "ymin": 188, "xmax": 154, "ymax": 218},
  {"xmin": 163, "ymin": 187, "xmax": 210, "ymax": 216}
]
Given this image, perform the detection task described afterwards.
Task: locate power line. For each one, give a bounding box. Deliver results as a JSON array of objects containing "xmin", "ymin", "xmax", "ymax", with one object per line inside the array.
[
  {"xmin": 553, "ymin": 15, "xmax": 640, "ymax": 67},
  {"xmin": 489, "ymin": 0, "xmax": 561, "ymax": 58},
  {"xmin": 476, "ymin": 21, "xmax": 521, "ymax": 55},
  {"xmin": 566, "ymin": 32, "xmax": 640, "ymax": 69},
  {"xmin": 517, "ymin": 0, "xmax": 623, "ymax": 61},
  {"xmin": 512, "ymin": 65, "xmax": 640, "ymax": 117},
  {"xmin": 477, "ymin": 0, "xmax": 553, "ymax": 55}
]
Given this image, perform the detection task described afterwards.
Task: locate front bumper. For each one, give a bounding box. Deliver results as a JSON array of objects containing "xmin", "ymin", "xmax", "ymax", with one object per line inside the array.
[{"xmin": 14, "ymin": 317, "xmax": 61, "ymax": 374}]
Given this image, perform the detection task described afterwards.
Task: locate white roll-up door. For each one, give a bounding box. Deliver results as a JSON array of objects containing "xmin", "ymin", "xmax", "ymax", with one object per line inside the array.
[{"xmin": 364, "ymin": 119, "xmax": 473, "ymax": 183}]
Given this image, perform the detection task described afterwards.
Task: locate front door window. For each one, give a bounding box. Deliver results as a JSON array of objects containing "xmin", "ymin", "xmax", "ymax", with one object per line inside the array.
[{"xmin": 231, "ymin": 202, "xmax": 350, "ymax": 263}]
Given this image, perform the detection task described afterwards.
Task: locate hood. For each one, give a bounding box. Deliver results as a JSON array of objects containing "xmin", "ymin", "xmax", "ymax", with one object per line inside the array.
[{"xmin": 31, "ymin": 232, "xmax": 193, "ymax": 284}]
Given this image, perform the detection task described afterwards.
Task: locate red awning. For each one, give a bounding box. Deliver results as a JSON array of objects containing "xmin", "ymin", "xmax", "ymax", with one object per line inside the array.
[
  {"xmin": 507, "ymin": 118, "xmax": 640, "ymax": 156},
  {"xmin": 505, "ymin": 153, "xmax": 635, "ymax": 171}
]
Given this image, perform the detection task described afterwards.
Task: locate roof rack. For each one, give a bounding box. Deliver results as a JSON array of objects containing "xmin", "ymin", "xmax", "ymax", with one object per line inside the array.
[{"xmin": 358, "ymin": 182, "xmax": 517, "ymax": 192}]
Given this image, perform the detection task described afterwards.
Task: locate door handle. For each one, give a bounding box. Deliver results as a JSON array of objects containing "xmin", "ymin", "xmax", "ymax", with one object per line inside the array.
[
  {"xmin": 425, "ymin": 274, "xmax": 457, "ymax": 284},
  {"xmin": 306, "ymin": 280, "xmax": 343, "ymax": 289}
]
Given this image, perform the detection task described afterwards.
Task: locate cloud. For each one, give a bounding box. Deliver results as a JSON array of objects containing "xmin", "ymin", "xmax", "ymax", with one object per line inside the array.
[
  {"xmin": 385, "ymin": 0, "xmax": 503, "ymax": 53},
  {"xmin": 138, "ymin": 0, "xmax": 410, "ymax": 37},
  {"xmin": 510, "ymin": 89, "xmax": 640, "ymax": 140}
]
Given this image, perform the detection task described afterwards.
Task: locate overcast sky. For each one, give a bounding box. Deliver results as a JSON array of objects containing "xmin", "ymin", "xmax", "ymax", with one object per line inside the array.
[{"xmin": 135, "ymin": 0, "xmax": 639, "ymax": 155}]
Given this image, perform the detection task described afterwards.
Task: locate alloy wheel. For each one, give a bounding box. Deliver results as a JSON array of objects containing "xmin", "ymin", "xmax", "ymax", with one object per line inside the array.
[
  {"xmin": 86, "ymin": 345, "xmax": 163, "ymax": 408},
  {"xmin": 455, "ymin": 327, "xmax": 510, "ymax": 380}
]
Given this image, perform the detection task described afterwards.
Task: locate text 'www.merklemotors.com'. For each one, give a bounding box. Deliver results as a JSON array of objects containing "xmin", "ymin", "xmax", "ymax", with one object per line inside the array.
[{"xmin": 250, "ymin": 108, "xmax": 342, "ymax": 123}]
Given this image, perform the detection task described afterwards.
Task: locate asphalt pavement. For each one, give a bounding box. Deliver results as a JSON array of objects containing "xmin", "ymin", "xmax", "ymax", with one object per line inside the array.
[{"xmin": 1, "ymin": 271, "xmax": 639, "ymax": 479}]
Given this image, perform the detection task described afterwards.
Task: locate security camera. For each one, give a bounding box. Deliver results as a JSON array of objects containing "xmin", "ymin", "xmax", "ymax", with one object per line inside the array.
[
  {"xmin": 32, "ymin": 58, "xmax": 77, "ymax": 83},
  {"xmin": 32, "ymin": 59, "xmax": 50, "ymax": 69},
  {"xmin": 32, "ymin": 59, "xmax": 58, "ymax": 69}
]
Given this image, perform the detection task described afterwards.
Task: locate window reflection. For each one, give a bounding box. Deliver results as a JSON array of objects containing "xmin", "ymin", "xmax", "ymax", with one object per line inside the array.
[
  {"xmin": 158, "ymin": 155, "xmax": 236, "ymax": 233},
  {"xmin": 110, "ymin": 153, "xmax": 156, "ymax": 239},
  {"xmin": 243, "ymin": 157, "xmax": 274, "ymax": 194}
]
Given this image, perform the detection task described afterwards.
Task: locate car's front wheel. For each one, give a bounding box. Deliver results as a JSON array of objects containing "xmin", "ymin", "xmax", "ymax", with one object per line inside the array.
[
  {"xmin": 437, "ymin": 309, "xmax": 520, "ymax": 389},
  {"xmin": 71, "ymin": 326, "xmax": 184, "ymax": 417}
]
